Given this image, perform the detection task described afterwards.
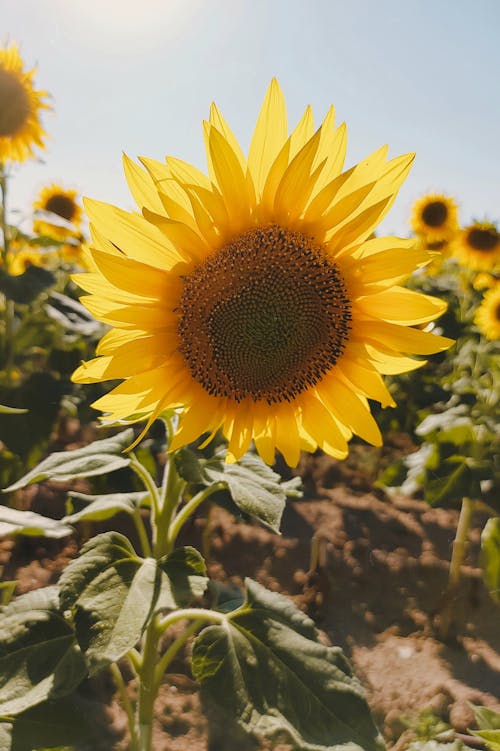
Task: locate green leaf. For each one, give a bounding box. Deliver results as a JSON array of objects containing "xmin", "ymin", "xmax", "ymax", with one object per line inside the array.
[
  {"xmin": 63, "ymin": 490, "xmax": 148, "ymax": 524},
  {"xmin": 471, "ymin": 703, "xmax": 500, "ymax": 729},
  {"xmin": 0, "ymin": 405, "xmax": 27, "ymax": 415},
  {"xmin": 0, "ymin": 581, "xmax": 16, "ymax": 606},
  {"xmin": 178, "ymin": 447, "xmax": 301, "ymax": 533},
  {"xmin": 0, "ymin": 587, "xmax": 86, "ymax": 715},
  {"xmin": 3, "ymin": 429, "xmax": 134, "ymax": 492},
  {"xmin": 58, "ymin": 533, "xmax": 206, "ymax": 673},
  {"xmin": 156, "ymin": 546, "xmax": 208, "ymax": 611},
  {"xmin": 475, "ymin": 730, "xmax": 500, "ymax": 751},
  {"xmin": 480, "ymin": 518, "xmax": 500, "ymax": 605},
  {"xmin": 58, "ymin": 532, "xmax": 157, "ymax": 674},
  {"xmin": 1, "ymin": 690, "xmax": 101, "ymax": 750},
  {"xmin": 192, "ymin": 579, "xmax": 384, "ymax": 751},
  {"xmin": 0, "ymin": 266, "xmax": 56, "ymax": 304},
  {"xmin": 0, "ymin": 507, "xmax": 73, "ymax": 539}
]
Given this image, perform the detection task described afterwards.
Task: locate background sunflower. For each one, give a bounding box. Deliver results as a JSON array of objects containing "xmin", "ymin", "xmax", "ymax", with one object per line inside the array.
[
  {"xmin": 453, "ymin": 221, "xmax": 500, "ymax": 271},
  {"xmin": 33, "ymin": 183, "xmax": 82, "ymax": 240},
  {"xmin": 0, "ymin": 41, "xmax": 49, "ymax": 164},
  {"xmin": 410, "ymin": 193, "xmax": 459, "ymax": 245}
]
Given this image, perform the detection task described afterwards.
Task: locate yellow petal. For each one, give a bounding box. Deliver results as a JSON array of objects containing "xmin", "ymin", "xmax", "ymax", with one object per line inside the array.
[
  {"xmin": 209, "ymin": 102, "xmax": 247, "ymax": 172},
  {"xmin": 142, "ymin": 208, "xmax": 208, "ymax": 262},
  {"xmin": 355, "ymin": 287, "xmax": 447, "ymax": 325},
  {"xmin": 274, "ymin": 128, "xmax": 323, "ymax": 221},
  {"xmin": 317, "ymin": 377, "xmax": 382, "ymax": 446},
  {"xmin": 358, "ymin": 320, "xmax": 453, "ymax": 354},
  {"xmin": 84, "ymin": 198, "xmax": 181, "ymax": 269},
  {"xmin": 289, "ymin": 105, "xmax": 314, "ymax": 159},
  {"xmin": 206, "ymin": 124, "xmax": 252, "ymax": 227},
  {"xmin": 248, "ymin": 78, "xmax": 288, "ymax": 198},
  {"xmin": 336, "ymin": 357, "xmax": 396, "ymax": 407},
  {"xmin": 122, "ymin": 154, "xmax": 164, "ymax": 214},
  {"xmin": 90, "ymin": 248, "xmax": 167, "ymax": 300}
]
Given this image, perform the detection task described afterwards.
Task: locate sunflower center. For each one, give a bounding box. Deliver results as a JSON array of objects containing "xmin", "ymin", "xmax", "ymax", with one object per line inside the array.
[
  {"xmin": 177, "ymin": 224, "xmax": 352, "ymax": 403},
  {"xmin": 421, "ymin": 201, "xmax": 448, "ymax": 228},
  {"xmin": 0, "ymin": 68, "xmax": 30, "ymax": 137},
  {"xmin": 45, "ymin": 194, "xmax": 76, "ymax": 221},
  {"xmin": 468, "ymin": 226, "xmax": 498, "ymax": 252}
]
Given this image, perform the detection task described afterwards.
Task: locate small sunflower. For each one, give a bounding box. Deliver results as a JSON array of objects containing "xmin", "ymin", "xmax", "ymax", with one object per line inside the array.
[
  {"xmin": 7, "ymin": 243, "xmax": 51, "ymax": 276},
  {"xmin": 410, "ymin": 193, "xmax": 459, "ymax": 244},
  {"xmin": 33, "ymin": 184, "xmax": 82, "ymax": 240},
  {"xmin": 72, "ymin": 79, "xmax": 452, "ymax": 466},
  {"xmin": 454, "ymin": 221, "xmax": 500, "ymax": 271},
  {"xmin": 475, "ymin": 285, "xmax": 500, "ymax": 340},
  {"xmin": 0, "ymin": 42, "xmax": 49, "ymax": 164}
]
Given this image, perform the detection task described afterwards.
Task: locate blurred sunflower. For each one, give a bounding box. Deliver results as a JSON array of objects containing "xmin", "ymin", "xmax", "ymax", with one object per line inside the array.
[
  {"xmin": 475, "ymin": 285, "xmax": 500, "ymax": 340},
  {"xmin": 410, "ymin": 193, "xmax": 458, "ymax": 244},
  {"xmin": 0, "ymin": 42, "xmax": 49, "ymax": 164},
  {"xmin": 454, "ymin": 221, "xmax": 500, "ymax": 271},
  {"xmin": 33, "ymin": 184, "xmax": 82, "ymax": 240},
  {"xmin": 72, "ymin": 79, "xmax": 452, "ymax": 466},
  {"xmin": 7, "ymin": 243, "xmax": 51, "ymax": 276}
]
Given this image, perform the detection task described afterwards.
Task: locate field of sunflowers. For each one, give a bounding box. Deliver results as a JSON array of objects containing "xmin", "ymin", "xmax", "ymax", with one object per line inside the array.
[{"xmin": 0, "ymin": 40, "xmax": 499, "ymax": 751}]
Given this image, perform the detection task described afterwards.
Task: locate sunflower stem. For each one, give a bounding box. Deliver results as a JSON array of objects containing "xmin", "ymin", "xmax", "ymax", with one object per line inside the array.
[
  {"xmin": 109, "ymin": 662, "xmax": 139, "ymax": 751},
  {"xmin": 167, "ymin": 481, "xmax": 226, "ymax": 548},
  {"xmin": 438, "ymin": 496, "xmax": 475, "ymax": 640},
  {"xmin": 0, "ymin": 167, "xmax": 15, "ymax": 382},
  {"xmin": 136, "ymin": 617, "xmax": 162, "ymax": 751}
]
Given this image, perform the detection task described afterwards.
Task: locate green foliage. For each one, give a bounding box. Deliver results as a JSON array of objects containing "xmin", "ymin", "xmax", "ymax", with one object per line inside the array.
[
  {"xmin": 193, "ymin": 578, "xmax": 384, "ymax": 751},
  {"xmin": 63, "ymin": 489, "xmax": 149, "ymax": 523},
  {"xmin": 175, "ymin": 445, "xmax": 302, "ymax": 532},
  {"xmin": 479, "ymin": 517, "xmax": 500, "ymax": 603},
  {"xmin": 0, "ymin": 506, "xmax": 72, "ymax": 538},
  {"xmin": 3, "ymin": 428, "xmax": 134, "ymax": 491},
  {"xmin": 58, "ymin": 532, "xmax": 207, "ymax": 673},
  {"xmin": 0, "ymin": 587, "xmax": 86, "ymax": 716},
  {"xmin": 471, "ymin": 705, "xmax": 500, "ymax": 751}
]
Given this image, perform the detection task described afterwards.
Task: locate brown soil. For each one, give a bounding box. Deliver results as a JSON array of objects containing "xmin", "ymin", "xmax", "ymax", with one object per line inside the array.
[{"xmin": 1, "ymin": 438, "xmax": 499, "ymax": 750}]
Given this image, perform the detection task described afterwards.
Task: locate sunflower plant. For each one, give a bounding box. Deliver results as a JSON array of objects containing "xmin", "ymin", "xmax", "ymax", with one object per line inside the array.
[
  {"xmin": 379, "ymin": 203, "xmax": 500, "ymax": 637},
  {"xmin": 0, "ymin": 80, "xmax": 453, "ymax": 750}
]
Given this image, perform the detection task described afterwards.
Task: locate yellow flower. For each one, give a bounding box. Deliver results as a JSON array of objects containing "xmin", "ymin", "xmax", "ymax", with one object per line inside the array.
[
  {"xmin": 72, "ymin": 79, "xmax": 452, "ymax": 466},
  {"xmin": 410, "ymin": 193, "xmax": 459, "ymax": 244},
  {"xmin": 475, "ymin": 285, "xmax": 500, "ymax": 340},
  {"xmin": 0, "ymin": 42, "xmax": 49, "ymax": 164},
  {"xmin": 454, "ymin": 221, "xmax": 500, "ymax": 271},
  {"xmin": 33, "ymin": 184, "xmax": 82, "ymax": 240},
  {"xmin": 7, "ymin": 243, "xmax": 51, "ymax": 276},
  {"xmin": 472, "ymin": 271, "xmax": 498, "ymax": 291}
]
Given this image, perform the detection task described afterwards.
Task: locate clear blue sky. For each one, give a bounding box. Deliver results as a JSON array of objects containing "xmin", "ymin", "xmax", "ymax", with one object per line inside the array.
[{"xmin": 3, "ymin": 0, "xmax": 499, "ymax": 235}]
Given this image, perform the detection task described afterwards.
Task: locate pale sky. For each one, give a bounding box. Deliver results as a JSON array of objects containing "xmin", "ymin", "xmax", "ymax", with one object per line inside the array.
[{"xmin": 3, "ymin": 0, "xmax": 499, "ymax": 236}]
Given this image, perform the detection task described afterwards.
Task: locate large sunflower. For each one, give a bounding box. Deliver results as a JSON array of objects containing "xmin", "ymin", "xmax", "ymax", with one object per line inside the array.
[
  {"xmin": 33, "ymin": 183, "xmax": 83, "ymax": 240},
  {"xmin": 410, "ymin": 193, "xmax": 458, "ymax": 244},
  {"xmin": 454, "ymin": 221, "xmax": 500, "ymax": 271},
  {"xmin": 0, "ymin": 42, "xmax": 49, "ymax": 164},
  {"xmin": 72, "ymin": 80, "xmax": 452, "ymax": 466},
  {"xmin": 475, "ymin": 285, "xmax": 500, "ymax": 340}
]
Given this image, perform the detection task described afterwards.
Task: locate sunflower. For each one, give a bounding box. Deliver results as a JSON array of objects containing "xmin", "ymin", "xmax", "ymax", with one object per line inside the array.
[
  {"xmin": 33, "ymin": 184, "xmax": 82, "ymax": 240},
  {"xmin": 72, "ymin": 79, "xmax": 452, "ymax": 466},
  {"xmin": 7, "ymin": 243, "xmax": 51, "ymax": 276},
  {"xmin": 410, "ymin": 193, "xmax": 459, "ymax": 244},
  {"xmin": 0, "ymin": 42, "xmax": 49, "ymax": 164},
  {"xmin": 475, "ymin": 285, "xmax": 500, "ymax": 340},
  {"xmin": 454, "ymin": 221, "xmax": 500, "ymax": 272}
]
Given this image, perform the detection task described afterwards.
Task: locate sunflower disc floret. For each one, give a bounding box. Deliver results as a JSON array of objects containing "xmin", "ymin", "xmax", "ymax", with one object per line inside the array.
[{"xmin": 72, "ymin": 79, "xmax": 453, "ymax": 466}]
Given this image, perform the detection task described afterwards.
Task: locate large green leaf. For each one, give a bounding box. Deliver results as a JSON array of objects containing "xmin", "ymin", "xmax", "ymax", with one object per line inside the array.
[
  {"xmin": 59, "ymin": 533, "xmax": 207, "ymax": 673},
  {"xmin": 156, "ymin": 546, "xmax": 208, "ymax": 611},
  {"xmin": 0, "ymin": 587, "xmax": 86, "ymax": 716},
  {"xmin": 3, "ymin": 429, "xmax": 134, "ymax": 492},
  {"xmin": 192, "ymin": 579, "xmax": 384, "ymax": 751},
  {"xmin": 176, "ymin": 447, "xmax": 302, "ymax": 533},
  {"xmin": 58, "ymin": 532, "xmax": 157, "ymax": 674},
  {"xmin": 63, "ymin": 490, "xmax": 149, "ymax": 524},
  {"xmin": 474, "ymin": 731, "xmax": 500, "ymax": 751},
  {"xmin": 0, "ymin": 506, "xmax": 73, "ymax": 539},
  {"xmin": 472, "ymin": 703, "xmax": 500, "ymax": 730},
  {"xmin": 480, "ymin": 518, "xmax": 500, "ymax": 605},
  {"xmin": 0, "ymin": 690, "xmax": 103, "ymax": 750}
]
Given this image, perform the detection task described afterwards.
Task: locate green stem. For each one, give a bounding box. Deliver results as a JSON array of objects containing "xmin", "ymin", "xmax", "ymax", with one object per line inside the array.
[
  {"xmin": 129, "ymin": 456, "xmax": 161, "ymax": 522},
  {"xmin": 167, "ymin": 482, "xmax": 226, "ymax": 547},
  {"xmin": 439, "ymin": 496, "xmax": 476, "ymax": 639},
  {"xmin": 157, "ymin": 607, "xmax": 225, "ymax": 633},
  {"xmin": 137, "ymin": 617, "xmax": 162, "ymax": 751},
  {"xmin": 153, "ymin": 454, "xmax": 185, "ymax": 558},
  {"xmin": 153, "ymin": 618, "xmax": 204, "ymax": 694},
  {"xmin": 132, "ymin": 508, "xmax": 152, "ymax": 558},
  {"xmin": 110, "ymin": 662, "xmax": 138, "ymax": 751},
  {"xmin": 0, "ymin": 167, "xmax": 15, "ymax": 380}
]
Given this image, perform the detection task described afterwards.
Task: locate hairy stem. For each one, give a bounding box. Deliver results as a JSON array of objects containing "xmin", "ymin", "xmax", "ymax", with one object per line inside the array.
[
  {"xmin": 167, "ymin": 482, "xmax": 226, "ymax": 547},
  {"xmin": 110, "ymin": 662, "xmax": 138, "ymax": 751},
  {"xmin": 439, "ymin": 496, "xmax": 475, "ymax": 639},
  {"xmin": 137, "ymin": 617, "xmax": 162, "ymax": 751}
]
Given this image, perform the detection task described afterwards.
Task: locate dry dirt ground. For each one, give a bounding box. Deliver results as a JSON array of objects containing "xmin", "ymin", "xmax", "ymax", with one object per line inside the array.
[{"xmin": 1, "ymin": 436, "xmax": 499, "ymax": 750}]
